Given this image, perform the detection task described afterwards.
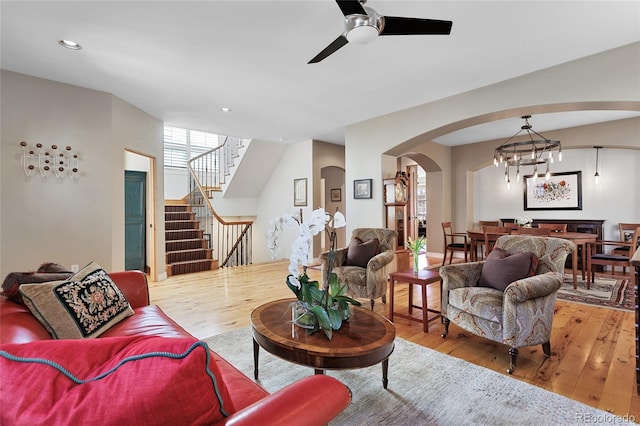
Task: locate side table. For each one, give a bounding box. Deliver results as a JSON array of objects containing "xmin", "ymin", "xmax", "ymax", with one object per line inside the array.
[{"xmin": 389, "ymin": 268, "xmax": 442, "ymax": 333}]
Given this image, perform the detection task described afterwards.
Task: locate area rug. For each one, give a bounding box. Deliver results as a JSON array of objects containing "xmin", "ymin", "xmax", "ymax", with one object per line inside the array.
[
  {"xmin": 204, "ymin": 328, "xmax": 631, "ymax": 425},
  {"xmin": 558, "ymin": 275, "xmax": 633, "ymax": 312}
]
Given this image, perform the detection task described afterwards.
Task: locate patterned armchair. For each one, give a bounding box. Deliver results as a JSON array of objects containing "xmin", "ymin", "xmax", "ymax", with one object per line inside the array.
[
  {"xmin": 319, "ymin": 228, "xmax": 397, "ymax": 310},
  {"xmin": 439, "ymin": 235, "xmax": 575, "ymax": 374}
]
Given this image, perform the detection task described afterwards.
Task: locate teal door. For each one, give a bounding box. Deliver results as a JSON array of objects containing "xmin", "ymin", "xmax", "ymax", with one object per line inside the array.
[{"xmin": 125, "ymin": 171, "xmax": 146, "ymax": 271}]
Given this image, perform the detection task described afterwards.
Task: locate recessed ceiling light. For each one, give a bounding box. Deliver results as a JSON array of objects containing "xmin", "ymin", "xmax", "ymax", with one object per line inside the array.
[
  {"xmin": 220, "ymin": 107, "xmax": 231, "ymax": 112},
  {"xmin": 58, "ymin": 40, "xmax": 81, "ymax": 50}
]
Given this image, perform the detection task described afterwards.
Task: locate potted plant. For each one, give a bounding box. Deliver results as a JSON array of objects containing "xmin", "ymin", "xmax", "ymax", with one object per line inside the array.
[
  {"xmin": 267, "ymin": 208, "xmax": 361, "ymax": 340},
  {"xmin": 515, "ymin": 216, "xmax": 533, "ymax": 228},
  {"xmin": 406, "ymin": 236, "xmax": 427, "ymax": 273}
]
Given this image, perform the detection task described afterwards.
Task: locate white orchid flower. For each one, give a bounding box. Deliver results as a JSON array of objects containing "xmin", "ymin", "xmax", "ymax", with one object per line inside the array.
[
  {"xmin": 287, "ymin": 274, "xmax": 301, "ymax": 289},
  {"xmin": 307, "ymin": 208, "xmax": 327, "ymax": 236},
  {"xmin": 281, "ymin": 214, "xmax": 297, "ymax": 227},
  {"xmin": 270, "ymin": 208, "xmax": 348, "ymax": 299},
  {"xmin": 290, "ymin": 237, "xmax": 310, "ymax": 267},
  {"xmin": 333, "ymin": 211, "xmax": 346, "ymax": 228}
]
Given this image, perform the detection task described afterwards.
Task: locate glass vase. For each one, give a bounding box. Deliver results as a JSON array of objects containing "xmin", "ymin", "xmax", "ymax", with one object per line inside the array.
[
  {"xmin": 291, "ymin": 302, "xmax": 316, "ymax": 329},
  {"xmin": 413, "ymin": 252, "xmax": 420, "ymax": 274}
]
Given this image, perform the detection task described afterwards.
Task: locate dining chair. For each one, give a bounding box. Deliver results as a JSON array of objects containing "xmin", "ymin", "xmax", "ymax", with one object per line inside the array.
[
  {"xmin": 475, "ymin": 221, "xmax": 499, "ymax": 260},
  {"xmin": 586, "ymin": 226, "xmax": 640, "ymax": 288},
  {"xmin": 612, "ymin": 223, "xmax": 640, "ymax": 274},
  {"xmin": 441, "ymin": 222, "xmax": 469, "ymax": 266},
  {"xmin": 518, "ymin": 227, "xmax": 551, "ymax": 236},
  {"xmin": 504, "ymin": 223, "xmax": 520, "ymax": 232},
  {"xmin": 479, "ymin": 220, "xmax": 499, "ymax": 227},
  {"xmin": 538, "ymin": 223, "xmax": 567, "ymax": 234},
  {"xmin": 481, "ymin": 225, "xmax": 510, "ymax": 257}
]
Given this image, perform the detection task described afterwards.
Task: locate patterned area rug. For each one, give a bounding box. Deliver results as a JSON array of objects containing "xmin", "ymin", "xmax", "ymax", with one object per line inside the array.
[
  {"xmin": 558, "ymin": 275, "xmax": 633, "ymax": 312},
  {"xmin": 204, "ymin": 328, "xmax": 632, "ymax": 425}
]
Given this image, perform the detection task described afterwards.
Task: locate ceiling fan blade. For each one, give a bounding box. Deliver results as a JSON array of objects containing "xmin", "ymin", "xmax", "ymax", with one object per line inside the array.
[
  {"xmin": 335, "ymin": 0, "xmax": 366, "ymax": 17},
  {"xmin": 308, "ymin": 35, "xmax": 349, "ymax": 64},
  {"xmin": 380, "ymin": 16, "xmax": 453, "ymax": 36}
]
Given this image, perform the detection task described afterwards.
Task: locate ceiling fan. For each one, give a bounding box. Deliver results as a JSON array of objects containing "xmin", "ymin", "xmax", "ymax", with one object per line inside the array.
[{"xmin": 308, "ymin": 0, "xmax": 453, "ymax": 64}]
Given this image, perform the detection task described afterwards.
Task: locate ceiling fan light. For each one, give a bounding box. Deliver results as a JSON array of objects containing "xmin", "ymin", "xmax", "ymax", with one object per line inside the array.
[
  {"xmin": 59, "ymin": 39, "xmax": 81, "ymax": 50},
  {"xmin": 346, "ymin": 25, "xmax": 378, "ymax": 44}
]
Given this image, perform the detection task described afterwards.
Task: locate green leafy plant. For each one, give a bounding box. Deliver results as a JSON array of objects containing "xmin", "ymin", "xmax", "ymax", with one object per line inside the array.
[
  {"xmin": 407, "ymin": 236, "xmax": 427, "ymax": 254},
  {"xmin": 287, "ymin": 270, "xmax": 360, "ymax": 340},
  {"xmin": 269, "ymin": 208, "xmax": 361, "ymax": 340},
  {"xmin": 407, "ymin": 236, "xmax": 427, "ymax": 272}
]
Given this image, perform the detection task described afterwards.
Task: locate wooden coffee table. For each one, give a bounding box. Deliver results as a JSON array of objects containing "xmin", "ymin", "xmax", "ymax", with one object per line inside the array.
[{"xmin": 251, "ymin": 299, "xmax": 396, "ymax": 388}]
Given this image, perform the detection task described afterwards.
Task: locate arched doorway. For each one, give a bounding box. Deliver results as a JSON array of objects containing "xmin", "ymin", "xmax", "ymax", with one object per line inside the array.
[{"xmin": 321, "ymin": 165, "xmax": 346, "ymax": 250}]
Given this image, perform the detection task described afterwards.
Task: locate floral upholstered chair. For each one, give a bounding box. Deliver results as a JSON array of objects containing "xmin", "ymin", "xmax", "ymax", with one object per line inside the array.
[
  {"xmin": 439, "ymin": 235, "xmax": 575, "ymax": 374},
  {"xmin": 319, "ymin": 228, "xmax": 397, "ymax": 310}
]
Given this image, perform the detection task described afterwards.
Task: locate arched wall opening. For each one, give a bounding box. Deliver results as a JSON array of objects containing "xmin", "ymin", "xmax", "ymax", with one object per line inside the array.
[
  {"xmin": 398, "ymin": 153, "xmax": 445, "ymax": 256},
  {"xmin": 320, "ymin": 165, "xmax": 346, "ymax": 251},
  {"xmin": 347, "ymin": 43, "xmax": 639, "ymax": 246},
  {"xmin": 383, "ymin": 102, "xmax": 640, "ymax": 253}
]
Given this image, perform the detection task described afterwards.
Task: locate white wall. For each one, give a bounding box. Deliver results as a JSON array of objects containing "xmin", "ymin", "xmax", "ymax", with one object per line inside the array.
[
  {"xmin": 165, "ymin": 168, "xmax": 189, "ymax": 200},
  {"xmin": 111, "ymin": 97, "xmax": 165, "ymax": 279},
  {"xmin": 474, "ymin": 147, "xmax": 640, "ymax": 240},
  {"xmin": 344, "ymin": 42, "xmax": 640, "ymax": 238},
  {"xmin": 252, "ymin": 140, "xmax": 314, "ymax": 264},
  {"xmin": 1, "ymin": 70, "xmax": 164, "ymax": 277}
]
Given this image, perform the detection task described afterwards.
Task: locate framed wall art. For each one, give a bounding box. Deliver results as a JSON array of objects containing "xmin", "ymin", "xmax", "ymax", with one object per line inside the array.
[
  {"xmin": 330, "ymin": 188, "xmax": 341, "ymax": 202},
  {"xmin": 524, "ymin": 171, "xmax": 582, "ymax": 210},
  {"xmin": 294, "ymin": 178, "xmax": 307, "ymax": 206},
  {"xmin": 353, "ymin": 179, "xmax": 372, "ymax": 199}
]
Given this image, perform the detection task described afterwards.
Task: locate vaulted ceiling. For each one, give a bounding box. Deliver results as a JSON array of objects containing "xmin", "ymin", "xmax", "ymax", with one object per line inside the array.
[{"xmin": 2, "ymin": 1, "xmax": 639, "ymax": 146}]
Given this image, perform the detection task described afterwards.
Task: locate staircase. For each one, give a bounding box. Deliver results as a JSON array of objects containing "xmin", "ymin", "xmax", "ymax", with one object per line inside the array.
[
  {"xmin": 187, "ymin": 137, "xmax": 253, "ymax": 268},
  {"xmin": 165, "ymin": 204, "xmax": 218, "ymax": 276}
]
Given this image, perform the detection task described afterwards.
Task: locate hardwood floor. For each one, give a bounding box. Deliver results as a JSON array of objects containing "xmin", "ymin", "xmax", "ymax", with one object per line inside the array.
[{"xmin": 148, "ymin": 257, "xmax": 639, "ymax": 420}]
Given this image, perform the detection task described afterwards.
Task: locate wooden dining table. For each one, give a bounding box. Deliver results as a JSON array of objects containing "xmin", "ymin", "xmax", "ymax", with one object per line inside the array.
[{"xmin": 467, "ymin": 229, "xmax": 596, "ymax": 289}]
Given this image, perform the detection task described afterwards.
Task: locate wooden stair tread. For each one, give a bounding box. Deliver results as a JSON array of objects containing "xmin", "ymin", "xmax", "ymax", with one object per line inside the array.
[
  {"xmin": 168, "ymin": 248, "xmax": 211, "ymax": 253},
  {"xmin": 169, "ymin": 259, "xmax": 214, "ymax": 265},
  {"xmin": 165, "ymin": 203, "xmax": 215, "ymax": 276},
  {"xmin": 165, "ymin": 220, "xmax": 199, "ymax": 223},
  {"xmin": 166, "ymin": 238, "xmax": 208, "ymax": 244}
]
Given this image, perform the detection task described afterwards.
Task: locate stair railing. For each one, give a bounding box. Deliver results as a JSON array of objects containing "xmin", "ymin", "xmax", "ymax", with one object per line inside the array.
[{"xmin": 187, "ymin": 137, "xmax": 253, "ymax": 267}]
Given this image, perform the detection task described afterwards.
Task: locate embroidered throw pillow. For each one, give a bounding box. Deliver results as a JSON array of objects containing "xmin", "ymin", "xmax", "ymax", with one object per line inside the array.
[
  {"xmin": 479, "ymin": 247, "xmax": 539, "ymax": 291},
  {"xmin": 19, "ymin": 262, "xmax": 134, "ymax": 339},
  {"xmin": 345, "ymin": 237, "xmax": 380, "ymax": 268}
]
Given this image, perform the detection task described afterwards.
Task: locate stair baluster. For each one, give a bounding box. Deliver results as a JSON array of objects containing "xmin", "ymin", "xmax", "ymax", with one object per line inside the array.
[{"xmin": 185, "ymin": 137, "xmax": 253, "ymax": 269}]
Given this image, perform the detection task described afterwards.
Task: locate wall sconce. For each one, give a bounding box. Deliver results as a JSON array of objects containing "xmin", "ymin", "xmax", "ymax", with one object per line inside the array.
[
  {"xmin": 20, "ymin": 141, "xmax": 79, "ymax": 178},
  {"xmin": 593, "ymin": 146, "xmax": 602, "ymax": 184}
]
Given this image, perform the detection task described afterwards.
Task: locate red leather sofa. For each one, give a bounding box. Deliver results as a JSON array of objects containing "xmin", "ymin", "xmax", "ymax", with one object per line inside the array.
[{"xmin": 1, "ymin": 270, "xmax": 351, "ymax": 425}]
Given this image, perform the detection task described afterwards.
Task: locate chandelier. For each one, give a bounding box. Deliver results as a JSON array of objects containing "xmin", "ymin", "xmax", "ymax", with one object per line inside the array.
[{"xmin": 493, "ymin": 115, "xmax": 562, "ymax": 189}]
